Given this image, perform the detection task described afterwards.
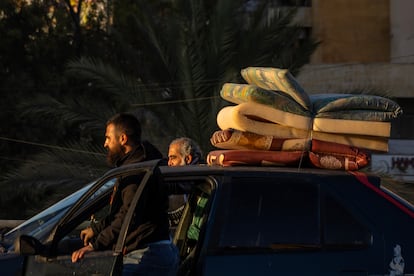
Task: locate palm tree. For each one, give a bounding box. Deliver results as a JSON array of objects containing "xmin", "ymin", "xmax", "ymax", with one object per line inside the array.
[
  {"xmin": 1, "ymin": 0, "xmax": 318, "ymax": 218},
  {"xmin": 68, "ymin": 0, "xmax": 318, "ymax": 151}
]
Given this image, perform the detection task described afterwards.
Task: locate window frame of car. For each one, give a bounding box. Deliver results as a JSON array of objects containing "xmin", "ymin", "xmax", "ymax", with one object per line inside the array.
[
  {"xmin": 161, "ymin": 172, "xmax": 218, "ymax": 274},
  {"xmin": 205, "ymin": 171, "xmax": 376, "ymax": 255},
  {"xmin": 53, "ymin": 161, "xmax": 160, "ymax": 255},
  {"xmin": 11, "ymin": 160, "xmax": 161, "ymax": 259}
]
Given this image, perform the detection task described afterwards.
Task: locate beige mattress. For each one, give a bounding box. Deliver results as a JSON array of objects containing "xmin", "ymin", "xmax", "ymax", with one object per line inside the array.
[
  {"xmin": 311, "ymin": 131, "xmax": 389, "ymax": 152},
  {"xmin": 313, "ymin": 117, "xmax": 391, "ymax": 137},
  {"xmin": 217, "ymin": 103, "xmax": 311, "ymax": 138},
  {"xmin": 217, "ymin": 102, "xmax": 391, "ymax": 141},
  {"xmin": 219, "ymin": 102, "xmax": 312, "ymax": 130},
  {"xmin": 216, "ymin": 104, "xmax": 389, "ymax": 152}
]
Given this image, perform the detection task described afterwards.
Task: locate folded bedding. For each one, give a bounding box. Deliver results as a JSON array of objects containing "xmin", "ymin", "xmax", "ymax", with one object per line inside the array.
[
  {"xmin": 210, "ymin": 129, "xmax": 310, "ymax": 151},
  {"xmin": 209, "ymin": 66, "xmax": 403, "ymax": 169},
  {"xmin": 309, "ymin": 139, "xmax": 370, "ymax": 171},
  {"xmin": 216, "ymin": 103, "xmax": 310, "ymax": 138},
  {"xmin": 240, "ymin": 67, "xmax": 312, "ymax": 111},
  {"xmin": 207, "ymin": 149, "xmax": 305, "ymax": 167}
]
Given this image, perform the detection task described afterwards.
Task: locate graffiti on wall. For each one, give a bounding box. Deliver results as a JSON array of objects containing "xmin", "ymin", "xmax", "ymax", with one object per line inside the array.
[
  {"xmin": 390, "ymin": 156, "xmax": 414, "ymax": 172},
  {"xmin": 371, "ymin": 155, "xmax": 414, "ymax": 183}
]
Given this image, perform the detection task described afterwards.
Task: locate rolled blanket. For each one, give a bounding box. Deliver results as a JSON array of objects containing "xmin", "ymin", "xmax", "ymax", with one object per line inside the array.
[
  {"xmin": 308, "ymin": 140, "xmax": 370, "ymax": 171},
  {"xmin": 210, "ymin": 129, "xmax": 310, "ymax": 151},
  {"xmin": 207, "ymin": 149, "xmax": 305, "ymax": 167}
]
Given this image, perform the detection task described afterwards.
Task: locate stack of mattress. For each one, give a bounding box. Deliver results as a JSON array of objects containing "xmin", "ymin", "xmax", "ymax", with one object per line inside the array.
[{"xmin": 207, "ymin": 67, "xmax": 403, "ymax": 170}]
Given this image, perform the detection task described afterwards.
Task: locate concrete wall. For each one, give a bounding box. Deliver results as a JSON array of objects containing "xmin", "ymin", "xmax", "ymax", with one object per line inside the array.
[
  {"xmin": 270, "ymin": 1, "xmax": 414, "ymax": 140},
  {"xmin": 297, "ymin": 63, "xmax": 414, "ymax": 98},
  {"xmin": 390, "ymin": 0, "xmax": 414, "ymax": 63},
  {"xmin": 311, "ymin": 0, "xmax": 390, "ymax": 63},
  {"xmin": 295, "ymin": 0, "xmax": 414, "ymax": 140}
]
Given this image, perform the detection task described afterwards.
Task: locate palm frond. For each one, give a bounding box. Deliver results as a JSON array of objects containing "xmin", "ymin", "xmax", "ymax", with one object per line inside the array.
[
  {"xmin": 0, "ymin": 139, "xmax": 107, "ymax": 219},
  {"xmin": 2, "ymin": 0, "xmax": 319, "ymax": 219},
  {"xmin": 20, "ymin": 93, "xmax": 110, "ymax": 132}
]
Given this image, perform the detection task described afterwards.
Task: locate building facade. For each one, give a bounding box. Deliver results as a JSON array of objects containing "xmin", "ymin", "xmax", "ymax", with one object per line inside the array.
[
  {"xmin": 286, "ymin": 0, "xmax": 414, "ymax": 138},
  {"xmin": 272, "ymin": 0, "xmax": 414, "ymax": 181}
]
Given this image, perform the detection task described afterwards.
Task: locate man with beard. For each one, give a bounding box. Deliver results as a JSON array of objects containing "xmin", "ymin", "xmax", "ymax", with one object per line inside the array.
[
  {"xmin": 167, "ymin": 137, "xmax": 203, "ymax": 229},
  {"xmin": 167, "ymin": 137, "xmax": 203, "ymax": 167},
  {"xmin": 71, "ymin": 113, "xmax": 179, "ymax": 276}
]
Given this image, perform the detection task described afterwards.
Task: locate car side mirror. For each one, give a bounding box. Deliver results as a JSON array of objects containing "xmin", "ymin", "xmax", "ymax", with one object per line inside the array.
[{"xmin": 14, "ymin": 235, "xmax": 45, "ymax": 255}]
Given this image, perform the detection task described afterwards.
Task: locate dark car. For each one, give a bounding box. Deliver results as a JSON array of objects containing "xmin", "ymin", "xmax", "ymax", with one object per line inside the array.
[{"xmin": 1, "ymin": 160, "xmax": 414, "ymax": 276}]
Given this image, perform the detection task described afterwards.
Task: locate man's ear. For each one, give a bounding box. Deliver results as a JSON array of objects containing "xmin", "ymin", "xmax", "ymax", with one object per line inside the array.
[
  {"xmin": 185, "ymin": 155, "xmax": 193, "ymax": 165},
  {"xmin": 119, "ymin": 133, "xmax": 128, "ymax": 145}
]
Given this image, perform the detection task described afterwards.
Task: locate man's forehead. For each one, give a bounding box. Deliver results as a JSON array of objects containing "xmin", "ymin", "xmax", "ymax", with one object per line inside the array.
[
  {"xmin": 169, "ymin": 144, "xmax": 181, "ymax": 154},
  {"xmin": 105, "ymin": 123, "xmax": 117, "ymax": 134}
]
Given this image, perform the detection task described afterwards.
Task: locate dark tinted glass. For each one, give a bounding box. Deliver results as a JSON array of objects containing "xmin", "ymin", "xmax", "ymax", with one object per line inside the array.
[
  {"xmin": 324, "ymin": 195, "xmax": 371, "ymax": 247},
  {"xmin": 219, "ymin": 177, "xmax": 320, "ymax": 248}
]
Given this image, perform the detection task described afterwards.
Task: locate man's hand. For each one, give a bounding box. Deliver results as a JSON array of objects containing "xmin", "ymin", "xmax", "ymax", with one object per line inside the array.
[
  {"xmin": 71, "ymin": 244, "xmax": 94, "ymax": 263},
  {"xmin": 80, "ymin": 227, "xmax": 94, "ymax": 246}
]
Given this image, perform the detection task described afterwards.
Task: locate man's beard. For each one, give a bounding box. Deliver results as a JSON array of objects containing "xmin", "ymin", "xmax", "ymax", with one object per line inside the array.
[{"xmin": 106, "ymin": 144, "xmax": 126, "ymax": 167}]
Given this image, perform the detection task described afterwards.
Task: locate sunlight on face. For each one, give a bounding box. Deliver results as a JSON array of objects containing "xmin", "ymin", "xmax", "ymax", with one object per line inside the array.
[
  {"xmin": 168, "ymin": 143, "xmax": 186, "ymax": 166},
  {"xmin": 104, "ymin": 123, "xmax": 124, "ymax": 166}
]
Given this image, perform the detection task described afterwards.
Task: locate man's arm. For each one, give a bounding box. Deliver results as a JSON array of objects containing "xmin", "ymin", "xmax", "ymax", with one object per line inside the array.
[
  {"xmin": 91, "ymin": 183, "xmax": 138, "ymax": 250},
  {"xmin": 71, "ymin": 243, "xmax": 94, "ymax": 263},
  {"xmin": 72, "ymin": 182, "xmax": 138, "ymax": 262}
]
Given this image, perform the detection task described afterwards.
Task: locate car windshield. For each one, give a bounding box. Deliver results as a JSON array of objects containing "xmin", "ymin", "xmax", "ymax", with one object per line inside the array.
[{"xmin": 1, "ymin": 181, "xmax": 95, "ymax": 250}]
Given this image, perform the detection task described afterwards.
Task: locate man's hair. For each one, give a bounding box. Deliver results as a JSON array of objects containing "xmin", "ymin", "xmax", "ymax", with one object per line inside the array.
[
  {"xmin": 107, "ymin": 113, "xmax": 142, "ymax": 145},
  {"xmin": 170, "ymin": 137, "xmax": 202, "ymax": 164}
]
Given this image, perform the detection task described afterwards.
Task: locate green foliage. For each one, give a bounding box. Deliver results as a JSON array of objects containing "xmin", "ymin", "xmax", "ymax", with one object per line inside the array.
[
  {"xmin": 0, "ymin": 0, "xmax": 318, "ymax": 218},
  {"xmin": 0, "ymin": 0, "xmax": 110, "ymax": 218},
  {"xmin": 68, "ymin": 0, "xmax": 318, "ymax": 151}
]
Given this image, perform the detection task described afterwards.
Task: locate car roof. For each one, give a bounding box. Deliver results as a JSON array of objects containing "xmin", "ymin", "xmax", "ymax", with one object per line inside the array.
[
  {"xmin": 158, "ymin": 164, "xmax": 414, "ymax": 218},
  {"xmin": 159, "ymin": 164, "xmax": 355, "ymax": 176},
  {"xmin": 108, "ymin": 160, "xmax": 379, "ymax": 182}
]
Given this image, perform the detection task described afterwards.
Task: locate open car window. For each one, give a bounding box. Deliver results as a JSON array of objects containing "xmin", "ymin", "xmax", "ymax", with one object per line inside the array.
[
  {"xmin": 170, "ymin": 177, "xmax": 214, "ymax": 275},
  {"xmin": 3, "ymin": 182, "xmax": 95, "ymax": 248}
]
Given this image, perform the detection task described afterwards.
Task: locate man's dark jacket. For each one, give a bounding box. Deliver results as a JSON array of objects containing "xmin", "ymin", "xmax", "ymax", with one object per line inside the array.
[{"xmin": 90, "ymin": 141, "xmax": 170, "ymax": 253}]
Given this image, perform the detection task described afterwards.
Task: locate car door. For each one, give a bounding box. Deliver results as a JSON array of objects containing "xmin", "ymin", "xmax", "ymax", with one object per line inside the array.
[{"xmin": 21, "ymin": 161, "xmax": 159, "ymax": 276}]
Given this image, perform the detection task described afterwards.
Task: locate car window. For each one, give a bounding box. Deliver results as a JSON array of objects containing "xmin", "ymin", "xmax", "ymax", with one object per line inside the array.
[
  {"xmin": 54, "ymin": 177, "xmax": 119, "ymax": 254},
  {"xmin": 71, "ymin": 178, "xmax": 116, "ymax": 219},
  {"xmin": 217, "ymin": 176, "xmax": 372, "ymax": 250},
  {"xmin": 3, "ymin": 178, "xmax": 116, "ymax": 250},
  {"xmin": 3, "ymin": 182, "xmax": 95, "ymax": 247},
  {"xmin": 171, "ymin": 178, "xmax": 214, "ymax": 274},
  {"xmin": 56, "ymin": 169, "xmax": 157, "ymax": 255},
  {"xmin": 324, "ymin": 195, "xmax": 372, "ymax": 247},
  {"xmin": 218, "ymin": 177, "xmax": 320, "ymax": 248}
]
